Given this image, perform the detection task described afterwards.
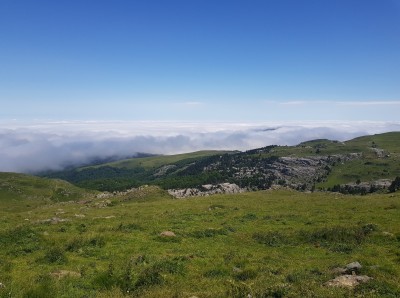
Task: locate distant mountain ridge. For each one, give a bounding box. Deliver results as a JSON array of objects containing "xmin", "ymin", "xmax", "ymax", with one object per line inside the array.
[{"xmin": 41, "ymin": 132, "xmax": 400, "ymax": 195}]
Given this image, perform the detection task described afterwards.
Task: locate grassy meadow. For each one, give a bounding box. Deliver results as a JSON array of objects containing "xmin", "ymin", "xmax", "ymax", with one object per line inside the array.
[{"xmin": 1, "ymin": 174, "xmax": 400, "ymax": 297}]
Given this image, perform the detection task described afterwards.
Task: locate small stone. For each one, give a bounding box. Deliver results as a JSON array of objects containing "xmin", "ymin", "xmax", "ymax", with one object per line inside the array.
[
  {"xmin": 51, "ymin": 270, "xmax": 81, "ymax": 279},
  {"xmin": 382, "ymin": 231, "xmax": 395, "ymax": 237},
  {"xmin": 0, "ymin": 282, "xmax": 5, "ymax": 288},
  {"xmin": 233, "ymin": 266, "xmax": 243, "ymax": 273},
  {"xmin": 346, "ymin": 261, "xmax": 362, "ymax": 273},
  {"xmin": 160, "ymin": 231, "xmax": 176, "ymax": 237},
  {"xmin": 331, "ymin": 267, "xmax": 347, "ymax": 275}
]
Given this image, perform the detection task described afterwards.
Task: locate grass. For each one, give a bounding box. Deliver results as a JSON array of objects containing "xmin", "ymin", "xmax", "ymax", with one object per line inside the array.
[
  {"xmin": 1, "ymin": 173, "xmax": 400, "ymax": 297},
  {"xmin": 84, "ymin": 150, "xmax": 231, "ymax": 170}
]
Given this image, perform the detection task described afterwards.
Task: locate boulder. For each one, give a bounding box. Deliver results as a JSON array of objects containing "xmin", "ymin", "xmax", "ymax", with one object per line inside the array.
[
  {"xmin": 325, "ymin": 274, "xmax": 371, "ymax": 288},
  {"xmin": 160, "ymin": 231, "xmax": 176, "ymax": 237},
  {"xmin": 345, "ymin": 261, "xmax": 362, "ymax": 274}
]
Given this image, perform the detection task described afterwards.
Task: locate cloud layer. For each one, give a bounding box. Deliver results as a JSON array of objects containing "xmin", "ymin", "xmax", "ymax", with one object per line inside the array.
[{"xmin": 1, "ymin": 120, "xmax": 399, "ymax": 173}]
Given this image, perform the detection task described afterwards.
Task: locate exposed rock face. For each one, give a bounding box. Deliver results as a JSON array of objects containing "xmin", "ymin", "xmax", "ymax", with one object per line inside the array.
[
  {"xmin": 168, "ymin": 183, "xmax": 245, "ymax": 198},
  {"xmin": 200, "ymin": 153, "xmax": 361, "ymax": 191},
  {"xmin": 154, "ymin": 165, "xmax": 177, "ymax": 177}
]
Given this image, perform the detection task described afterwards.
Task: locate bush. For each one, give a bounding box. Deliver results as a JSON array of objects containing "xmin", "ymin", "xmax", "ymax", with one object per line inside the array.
[
  {"xmin": 203, "ymin": 268, "xmax": 229, "ymax": 278},
  {"xmin": 152, "ymin": 258, "xmax": 186, "ymax": 275},
  {"xmin": 42, "ymin": 246, "xmax": 68, "ymax": 264},
  {"xmin": 0, "ymin": 226, "xmax": 42, "ymax": 256},
  {"xmin": 234, "ymin": 268, "xmax": 258, "ymax": 281},
  {"xmin": 65, "ymin": 236, "xmax": 105, "ymax": 253},
  {"xmin": 226, "ymin": 280, "xmax": 253, "ymax": 298},
  {"xmin": 116, "ymin": 222, "xmax": 143, "ymax": 232},
  {"xmin": 134, "ymin": 266, "xmax": 164, "ymax": 289},
  {"xmin": 190, "ymin": 228, "xmax": 229, "ymax": 238},
  {"xmin": 253, "ymin": 231, "xmax": 289, "ymax": 247},
  {"xmin": 301, "ymin": 224, "xmax": 375, "ymax": 252}
]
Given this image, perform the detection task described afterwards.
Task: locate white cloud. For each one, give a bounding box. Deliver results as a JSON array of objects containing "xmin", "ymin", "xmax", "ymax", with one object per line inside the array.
[
  {"xmin": 336, "ymin": 101, "xmax": 400, "ymax": 106},
  {"xmin": 279, "ymin": 101, "xmax": 309, "ymax": 105},
  {"xmin": 0, "ymin": 120, "xmax": 399, "ymax": 173},
  {"xmin": 182, "ymin": 101, "xmax": 203, "ymax": 106}
]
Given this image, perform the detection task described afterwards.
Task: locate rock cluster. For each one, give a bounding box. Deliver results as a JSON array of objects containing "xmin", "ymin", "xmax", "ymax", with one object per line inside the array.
[
  {"xmin": 168, "ymin": 183, "xmax": 245, "ymax": 198},
  {"xmin": 325, "ymin": 261, "xmax": 371, "ymax": 288}
]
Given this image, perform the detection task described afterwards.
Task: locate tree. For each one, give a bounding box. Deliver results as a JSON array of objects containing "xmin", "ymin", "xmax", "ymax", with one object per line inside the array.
[{"xmin": 388, "ymin": 176, "xmax": 400, "ymax": 193}]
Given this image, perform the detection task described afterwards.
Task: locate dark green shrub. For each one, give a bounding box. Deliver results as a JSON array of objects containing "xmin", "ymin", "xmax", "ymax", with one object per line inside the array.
[
  {"xmin": 241, "ymin": 213, "xmax": 257, "ymax": 221},
  {"xmin": 65, "ymin": 236, "xmax": 105, "ymax": 252},
  {"xmin": 190, "ymin": 228, "xmax": 229, "ymax": 238},
  {"xmin": 301, "ymin": 225, "xmax": 374, "ymax": 252},
  {"xmin": 0, "ymin": 226, "xmax": 42, "ymax": 256},
  {"xmin": 234, "ymin": 268, "xmax": 258, "ymax": 281},
  {"xmin": 203, "ymin": 268, "xmax": 229, "ymax": 278},
  {"xmin": 134, "ymin": 266, "xmax": 164, "ymax": 289},
  {"xmin": 257, "ymin": 283, "xmax": 289, "ymax": 298},
  {"xmin": 116, "ymin": 222, "xmax": 143, "ymax": 232},
  {"xmin": 42, "ymin": 246, "xmax": 67, "ymax": 264},
  {"xmin": 226, "ymin": 280, "xmax": 253, "ymax": 298},
  {"xmin": 152, "ymin": 259, "xmax": 185, "ymax": 274},
  {"xmin": 93, "ymin": 263, "xmax": 118, "ymax": 290},
  {"xmin": 253, "ymin": 231, "xmax": 289, "ymax": 247}
]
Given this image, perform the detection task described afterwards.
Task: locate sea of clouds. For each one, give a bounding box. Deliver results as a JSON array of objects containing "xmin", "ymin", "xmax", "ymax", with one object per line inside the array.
[{"xmin": 1, "ymin": 120, "xmax": 399, "ymax": 173}]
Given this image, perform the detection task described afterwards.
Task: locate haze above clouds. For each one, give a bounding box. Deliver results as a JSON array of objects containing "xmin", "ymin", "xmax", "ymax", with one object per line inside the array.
[{"xmin": 1, "ymin": 121, "xmax": 399, "ymax": 173}]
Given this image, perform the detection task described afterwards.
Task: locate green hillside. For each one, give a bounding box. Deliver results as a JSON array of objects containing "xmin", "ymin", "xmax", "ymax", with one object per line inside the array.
[
  {"xmin": 44, "ymin": 132, "xmax": 400, "ymax": 194},
  {"xmin": 91, "ymin": 150, "xmax": 233, "ymax": 170},
  {"xmin": 0, "ymin": 172, "xmax": 94, "ymax": 212},
  {"xmin": 44, "ymin": 150, "xmax": 233, "ymax": 191},
  {"xmin": 317, "ymin": 132, "xmax": 400, "ymax": 189},
  {"xmin": 0, "ymin": 174, "xmax": 399, "ymax": 297}
]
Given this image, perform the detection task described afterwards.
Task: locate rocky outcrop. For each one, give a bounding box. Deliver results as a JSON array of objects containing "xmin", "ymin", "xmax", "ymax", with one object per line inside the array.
[
  {"xmin": 154, "ymin": 165, "xmax": 177, "ymax": 177},
  {"xmin": 325, "ymin": 274, "xmax": 371, "ymax": 288},
  {"xmin": 168, "ymin": 183, "xmax": 245, "ymax": 198},
  {"xmin": 326, "ymin": 261, "xmax": 371, "ymax": 288}
]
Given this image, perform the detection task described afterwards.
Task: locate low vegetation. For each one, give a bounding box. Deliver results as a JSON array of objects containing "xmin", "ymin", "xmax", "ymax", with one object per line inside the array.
[{"xmin": 0, "ymin": 173, "xmax": 400, "ymax": 297}]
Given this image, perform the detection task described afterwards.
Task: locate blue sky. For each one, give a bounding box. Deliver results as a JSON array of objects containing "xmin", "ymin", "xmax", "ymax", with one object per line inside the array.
[{"xmin": 1, "ymin": 0, "xmax": 400, "ymax": 121}]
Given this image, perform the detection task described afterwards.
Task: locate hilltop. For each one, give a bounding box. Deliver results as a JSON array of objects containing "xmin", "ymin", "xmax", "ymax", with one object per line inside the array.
[{"xmin": 44, "ymin": 132, "xmax": 400, "ymax": 196}]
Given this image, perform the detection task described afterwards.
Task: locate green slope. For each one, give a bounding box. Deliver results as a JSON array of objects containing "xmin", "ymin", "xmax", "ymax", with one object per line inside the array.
[
  {"xmin": 44, "ymin": 150, "xmax": 233, "ymax": 191},
  {"xmin": 0, "ymin": 185, "xmax": 400, "ymax": 297},
  {"xmin": 0, "ymin": 172, "xmax": 94, "ymax": 212},
  {"xmin": 317, "ymin": 132, "xmax": 400, "ymax": 188},
  {"xmin": 86, "ymin": 150, "xmax": 231, "ymax": 170}
]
